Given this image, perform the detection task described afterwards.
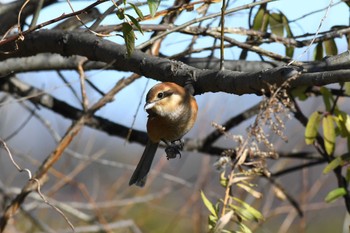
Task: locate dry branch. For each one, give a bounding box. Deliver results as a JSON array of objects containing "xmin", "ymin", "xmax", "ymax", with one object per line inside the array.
[{"xmin": 0, "ymin": 73, "xmax": 140, "ymax": 231}]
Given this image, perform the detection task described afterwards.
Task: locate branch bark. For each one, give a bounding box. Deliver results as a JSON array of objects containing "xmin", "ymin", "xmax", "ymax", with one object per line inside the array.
[{"xmin": 1, "ymin": 30, "xmax": 350, "ymax": 96}]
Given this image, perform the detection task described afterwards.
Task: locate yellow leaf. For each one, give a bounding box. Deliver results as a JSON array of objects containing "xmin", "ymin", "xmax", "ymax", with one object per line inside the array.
[
  {"xmin": 237, "ymin": 183, "xmax": 263, "ymax": 199},
  {"xmin": 325, "ymin": 188, "xmax": 346, "ymax": 203},
  {"xmin": 305, "ymin": 111, "xmax": 322, "ymax": 145},
  {"xmin": 269, "ymin": 13, "xmax": 283, "ymax": 36},
  {"xmin": 323, "ymin": 114, "xmax": 336, "ymax": 155},
  {"xmin": 323, "ymin": 157, "xmax": 342, "ymax": 174},
  {"xmin": 147, "ymin": 0, "xmax": 160, "ymax": 17},
  {"xmin": 314, "ymin": 42, "xmax": 323, "ymax": 61},
  {"xmin": 122, "ymin": 23, "xmax": 135, "ymax": 57},
  {"xmin": 345, "ymin": 82, "xmax": 350, "ymax": 96},
  {"xmin": 324, "ymin": 39, "xmax": 338, "ymax": 56},
  {"xmin": 201, "ymin": 191, "xmax": 217, "ymax": 217},
  {"xmin": 253, "ymin": 4, "xmax": 269, "ymax": 32}
]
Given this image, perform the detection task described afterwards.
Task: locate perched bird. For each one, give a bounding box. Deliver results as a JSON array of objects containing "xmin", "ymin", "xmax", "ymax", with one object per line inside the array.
[{"xmin": 129, "ymin": 82, "xmax": 198, "ymax": 187}]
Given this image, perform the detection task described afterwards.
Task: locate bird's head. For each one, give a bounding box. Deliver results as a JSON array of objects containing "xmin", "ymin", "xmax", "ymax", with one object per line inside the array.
[{"xmin": 144, "ymin": 82, "xmax": 187, "ymax": 119}]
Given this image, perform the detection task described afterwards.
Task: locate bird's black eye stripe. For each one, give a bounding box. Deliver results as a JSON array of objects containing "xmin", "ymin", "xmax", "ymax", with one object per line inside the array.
[
  {"xmin": 157, "ymin": 91, "xmax": 173, "ymax": 99},
  {"xmin": 157, "ymin": 92, "xmax": 164, "ymax": 99}
]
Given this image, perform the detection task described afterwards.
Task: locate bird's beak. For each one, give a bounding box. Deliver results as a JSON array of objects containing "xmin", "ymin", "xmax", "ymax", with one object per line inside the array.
[{"xmin": 144, "ymin": 102, "xmax": 155, "ymax": 110}]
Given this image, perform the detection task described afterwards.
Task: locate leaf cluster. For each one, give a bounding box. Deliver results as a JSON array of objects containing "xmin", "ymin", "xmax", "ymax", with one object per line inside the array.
[
  {"xmin": 304, "ymin": 85, "xmax": 350, "ymax": 203},
  {"xmin": 201, "ymin": 170, "xmax": 264, "ymax": 233},
  {"xmin": 252, "ymin": 4, "xmax": 294, "ymax": 57}
]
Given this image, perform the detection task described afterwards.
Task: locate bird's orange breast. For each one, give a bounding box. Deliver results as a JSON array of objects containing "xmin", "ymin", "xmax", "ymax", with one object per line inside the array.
[{"xmin": 147, "ymin": 97, "xmax": 197, "ymax": 143}]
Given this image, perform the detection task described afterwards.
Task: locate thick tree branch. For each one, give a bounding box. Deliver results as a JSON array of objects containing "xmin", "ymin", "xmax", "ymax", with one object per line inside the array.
[
  {"xmin": 2, "ymin": 51, "xmax": 350, "ymax": 77},
  {"xmin": 0, "ymin": 54, "xmax": 108, "ymax": 75},
  {"xmin": 0, "ymin": 76, "xmax": 320, "ymax": 162},
  {"xmin": 1, "ymin": 54, "xmax": 278, "ymax": 75},
  {"xmin": 1, "ymin": 30, "xmax": 350, "ymax": 96}
]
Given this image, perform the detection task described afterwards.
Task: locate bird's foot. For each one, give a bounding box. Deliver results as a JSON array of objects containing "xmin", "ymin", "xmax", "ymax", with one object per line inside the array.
[{"xmin": 165, "ymin": 140, "xmax": 184, "ymax": 160}]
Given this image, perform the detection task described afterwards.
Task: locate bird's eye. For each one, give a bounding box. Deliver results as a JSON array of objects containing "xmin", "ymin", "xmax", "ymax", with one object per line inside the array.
[{"xmin": 157, "ymin": 92, "xmax": 164, "ymax": 99}]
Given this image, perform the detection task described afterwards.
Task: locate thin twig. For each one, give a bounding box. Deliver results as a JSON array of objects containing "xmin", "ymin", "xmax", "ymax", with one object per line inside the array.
[
  {"xmin": 77, "ymin": 57, "xmax": 89, "ymax": 111},
  {"xmin": 0, "ymin": 0, "xmax": 108, "ymax": 46},
  {"xmin": 219, "ymin": 0, "xmax": 226, "ymax": 70},
  {"xmin": 0, "ymin": 73, "xmax": 140, "ymax": 231},
  {"xmin": 29, "ymin": 0, "xmax": 45, "ymax": 29},
  {"xmin": 125, "ymin": 74, "xmax": 146, "ymax": 144},
  {"xmin": 288, "ymin": 0, "xmax": 334, "ymax": 66},
  {"xmin": 137, "ymin": 0, "xmax": 276, "ymax": 49},
  {"xmin": 0, "ymin": 138, "xmax": 75, "ymax": 232}
]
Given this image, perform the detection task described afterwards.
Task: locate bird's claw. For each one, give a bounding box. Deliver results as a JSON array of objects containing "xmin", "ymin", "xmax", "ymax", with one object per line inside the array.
[
  {"xmin": 165, "ymin": 146, "xmax": 181, "ymax": 159},
  {"xmin": 165, "ymin": 140, "xmax": 184, "ymax": 160}
]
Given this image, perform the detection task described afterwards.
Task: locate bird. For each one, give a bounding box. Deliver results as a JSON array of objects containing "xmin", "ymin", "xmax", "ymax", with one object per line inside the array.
[{"xmin": 129, "ymin": 82, "xmax": 198, "ymax": 187}]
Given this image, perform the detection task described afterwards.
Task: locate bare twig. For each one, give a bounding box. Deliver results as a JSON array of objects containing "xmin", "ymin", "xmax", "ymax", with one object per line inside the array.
[
  {"xmin": 77, "ymin": 57, "xmax": 89, "ymax": 111},
  {"xmin": 29, "ymin": 0, "xmax": 45, "ymax": 29},
  {"xmin": 137, "ymin": 0, "xmax": 276, "ymax": 49},
  {"xmin": 0, "ymin": 0, "xmax": 108, "ymax": 47},
  {"xmin": 0, "ymin": 73, "xmax": 140, "ymax": 231},
  {"xmin": 0, "ymin": 138, "xmax": 75, "ymax": 232},
  {"xmin": 219, "ymin": 0, "xmax": 226, "ymax": 70},
  {"xmin": 125, "ymin": 74, "xmax": 146, "ymax": 143},
  {"xmin": 288, "ymin": 0, "xmax": 334, "ymax": 66}
]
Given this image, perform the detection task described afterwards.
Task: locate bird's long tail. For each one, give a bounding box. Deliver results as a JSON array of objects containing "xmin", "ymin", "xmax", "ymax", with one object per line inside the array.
[{"xmin": 129, "ymin": 140, "xmax": 159, "ymax": 187}]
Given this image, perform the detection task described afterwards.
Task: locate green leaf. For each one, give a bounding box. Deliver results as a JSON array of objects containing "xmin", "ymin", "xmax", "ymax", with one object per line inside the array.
[
  {"xmin": 229, "ymin": 204, "xmax": 249, "ymax": 221},
  {"xmin": 320, "ymin": 87, "xmax": 334, "ymax": 112},
  {"xmin": 346, "ymin": 167, "xmax": 350, "ymax": 184},
  {"xmin": 129, "ymin": 3, "xmax": 144, "ymax": 19},
  {"xmin": 286, "ymin": 46, "xmax": 294, "ymax": 58},
  {"xmin": 208, "ymin": 214, "xmax": 218, "ymax": 230},
  {"xmin": 232, "ymin": 197, "xmax": 264, "ymax": 222},
  {"xmin": 208, "ymin": 214, "xmax": 218, "ymax": 222},
  {"xmin": 325, "ymin": 187, "xmax": 347, "ymax": 203},
  {"xmin": 220, "ymin": 172, "xmax": 228, "ymax": 187},
  {"xmin": 238, "ymin": 222, "xmax": 253, "ymax": 233},
  {"xmin": 305, "ymin": 111, "xmax": 322, "ymax": 145},
  {"xmin": 323, "ymin": 157, "xmax": 343, "ymax": 174},
  {"xmin": 125, "ymin": 14, "xmax": 144, "ymax": 35},
  {"xmin": 269, "ymin": 13, "xmax": 284, "ymax": 36},
  {"xmin": 147, "ymin": 0, "xmax": 160, "ymax": 18},
  {"xmin": 122, "ymin": 22, "xmax": 135, "ymax": 57},
  {"xmin": 345, "ymin": 114, "xmax": 350, "ymax": 133},
  {"xmin": 282, "ymin": 13, "xmax": 292, "ymax": 38},
  {"xmin": 291, "ymin": 86, "xmax": 308, "ymax": 101},
  {"xmin": 323, "ymin": 114, "xmax": 336, "ymax": 155},
  {"xmin": 345, "ymin": 82, "xmax": 350, "ymax": 96},
  {"xmin": 324, "ymin": 39, "xmax": 338, "ymax": 56},
  {"xmin": 201, "ymin": 191, "xmax": 217, "ymax": 217},
  {"xmin": 334, "ymin": 111, "xmax": 350, "ymax": 137},
  {"xmin": 116, "ymin": 9, "xmax": 125, "ymax": 20},
  {"xmin": 314, "ymin": 42, "xmax": 323, "ymax": 61},
  {"xmin": 252, "ymin": 4, "xmax": 269, "ymax": 32}
]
